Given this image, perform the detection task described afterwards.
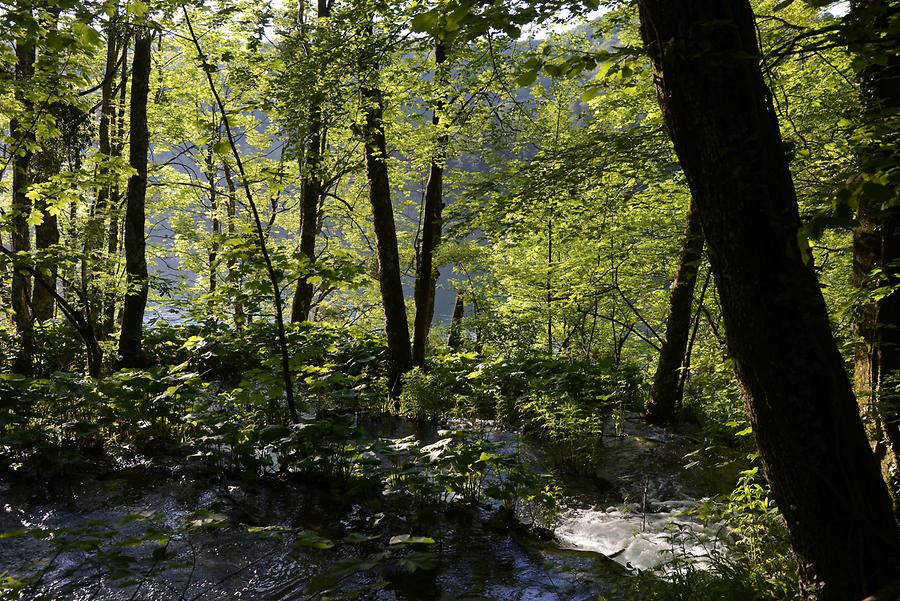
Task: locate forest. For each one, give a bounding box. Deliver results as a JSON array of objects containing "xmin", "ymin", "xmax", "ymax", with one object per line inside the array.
[{"xmin": 0, "ymin": 0, "xmax": 898, "ymax": 599}]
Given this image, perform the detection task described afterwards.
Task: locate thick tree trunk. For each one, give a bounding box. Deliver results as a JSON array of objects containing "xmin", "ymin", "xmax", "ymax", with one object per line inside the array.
[
  {"xmin": 10, "ymin": 31, "xmax": 36, "ymax": 374},
  {"xmin": 361, "ymin": 68, "xmax": 412, "ymax": 396},
  {"xmin": 851, "ymin": 0, "xmax": 900, "ymax": 493},
  {"xmin": 638, "ymin": 1, "xmax": 900, "ymax": 598},
  {"xmin": 647, "ymin": 200, "xmax": 703, "ymax": 423},
  {"xmin": 117, "ymin": 31, "xmax": 152, "ymax": 368},
  {"xmin": 291, "ymin": 0, "xmax": 330, "ymax": 324}
]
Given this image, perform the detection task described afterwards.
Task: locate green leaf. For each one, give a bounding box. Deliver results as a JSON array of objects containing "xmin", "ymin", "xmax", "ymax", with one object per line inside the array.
[
  {"xmin": 126, "ymin": 0, "xmax": 148, "ymax": 17},
  {"xmin": 72, "ymin": 22, "xmax": 102, "ymax": 47},
  {"xmin": 388, "ymin": 534, "xmax": 435, "ymax": 545},
  {"xmin": 411, "ymin": 10, "xmax": 440, "ymax": 34},
  {"xmin": 294, "ymin": 530, "xmax": 334, "ymax": 549},
  {"xmin": 213, "ymin": 139, "xmax": 231, "ymax": 156},
  {"xmin": 516, "ymin": 70, "xmax": 538, "ymax": 87},
  {"xmin": 26, "ymin": 210, "xmax": 44, "ymax": 227}
]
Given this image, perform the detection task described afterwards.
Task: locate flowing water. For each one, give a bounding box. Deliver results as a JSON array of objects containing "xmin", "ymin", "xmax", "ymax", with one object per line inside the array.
[{"xmin": 0, "ymin": 413, "xmax": 731, "ymax": 600}]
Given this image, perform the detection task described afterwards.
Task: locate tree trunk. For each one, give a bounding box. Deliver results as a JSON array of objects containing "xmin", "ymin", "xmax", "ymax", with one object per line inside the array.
[
  {"xmin": 31, "ymin": 186, "xmax": 60, "ymax": 322},
  {"xmin": 205, "ymin": 143, "xmax": 219, "ymax": 295},
  {"xmin": 361, "ymin": 54, "xmax": 412, "ymax": 396},
  {"xmin": 30, "ymin": 6, "xmax": 63, "ymax": 324},
  {"xmin": 92, "ymin": 10, "xmax": 119, "ymax": 335},
  {"xmin": 850, "ymin": 0, "xmax": 900, "ymax": 494},
  {"xmin": 104, "ymin": 35, "xmax": 129, "ymax": 337},
  {"xmin": 222, "ymin": 161, "xmax": 245, "ymax": 329},
  {"xmin": 291, "ymin": 0, "xmax": 330, "ymax": 324},
  {"xmin": 10, "ymin": 29, "xmax": 36, "ymax": 374},
  {"xmin": 647, "ymin": 200, "xmax": 703, "ymax": 423},
  {"xmin": 412, "ymin": 40, "xmax": 447, "ymax": 367},
  {"xmin": 117, "ymin": 30, "xmax": 152, "ymax": 368},
  {"xmin": 448, "ymin": 290, "xmax": 464, "ymax": 350},
  {"xmin": 638, "ymin": 1, "xmax": 900, "ymax": 598}
]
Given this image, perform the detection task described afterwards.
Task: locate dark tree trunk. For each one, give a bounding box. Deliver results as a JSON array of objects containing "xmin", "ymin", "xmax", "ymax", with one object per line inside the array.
[
  {"xmin": 850, "ymin": 0, "xmax": 900, "ymax": 491},
  {"xmin": 10, "ymin": 30, "xmax": 36, "ymax": 374},
  {"xmin": 117, "ymin": 30, "xmax": 152, "ymax": 368},
  {"xmin": 447, "ymin": 290, "xmax": 464, "ymax": 350},
  {"xmin": 222, "ymin": 161, "xmax": 245, "ymax": 329},
  {"xmin": 291, "ymin": 0, "xmax": 330, "ymax": 324},
  {"xmin": 412, "ymin": 40, "xmax": 447, "ymax": 367},
  {"xmin": 638, "ymin": 1, "xmax": 900, "ymax": 598},
  {"xmin": 361, "ymin": 60, "xmax": 412, "ymax": 396},
  {"xmin": 92, "ymin": 10, "xmax": 119, "ymax": 335},
  {"xmin": 647, "ymin": 200, "xmax": 703, "ymax": 423},
  {"xmin": 205, "ymin": 143, "xmax": 219, "ymax": 295},
  {"xmin": 546, "ymin": 214, "xmax": 553, "ymax": 355},
  {"xmin": 104, "ymin": 36, "xmax": 129, "ymax": 336}
]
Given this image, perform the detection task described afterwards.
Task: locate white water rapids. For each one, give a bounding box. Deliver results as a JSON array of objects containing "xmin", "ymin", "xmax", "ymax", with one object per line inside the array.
[{"xmin": 554, "ymin": 501, "xmax": 727, "ymax": 571}]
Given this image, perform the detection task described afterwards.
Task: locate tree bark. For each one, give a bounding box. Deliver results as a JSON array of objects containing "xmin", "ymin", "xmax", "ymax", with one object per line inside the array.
[
  {"xmin": 10, "ymin": 27, "xmax": 36, "ymax": 374},
  {"xmin": 117, "ymin": 30, "xmax": 152, "ymax": 368},
  {"xmin": 647, "ymin": 200, "xmax": 703, "ymax": 423},
  {"xmin": 291, "ymin": 0, "xmax": 330, "ymax": 324},
  {"xmin": 360, "ymin": 50, "xmax": 412, "ymax": 396},
  {"xmin": 412, "ymin": 40, "xmax": 447, "ymax": 367},
  {"xmin": 638, "ymin": 1, "xmax": 900, "ymax": 598}
]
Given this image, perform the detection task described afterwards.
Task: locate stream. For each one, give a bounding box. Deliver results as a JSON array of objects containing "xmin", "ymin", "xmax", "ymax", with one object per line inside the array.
[{"xmin": 0, "ymin": 413, "xmax": 733, "ymax": 600}]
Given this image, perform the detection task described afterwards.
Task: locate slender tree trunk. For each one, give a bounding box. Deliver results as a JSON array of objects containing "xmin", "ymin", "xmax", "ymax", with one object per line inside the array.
[
  {"xmin": 205, "ymin": 143, "xmax": 219, "ymax": 295},
  {"xmin": 10, "ymin": 29, "xmax": 36, "ymax": 374},
  {"xmin": 291, "ymin": 0, "xmax": 330, "ymax": 324},
  {"xmin": 104, "ymin": 37, "xmax": 129, "ymax": 336},
  {"xmin": 412, "ymin": 40, "xmax": 447, "ymax": 367},
  {"xmin": 183, "ymin": 6, "xmax": 298, "ymax": 422},
  {"xmin": 850, "ymin": 0, "xmax": 900, "ymax": 493},
  {"xmin": 546, "ymin": 213, "xmax": 553, "ymax": 355},
  {"xmin": 360, "ymin": 46, "xmax": 412, "ymax": 396},
  {"xmin": 31, "ymin": 183, "xmax": 60, "ymax": 322},
  {"xmin": 647, "ymin": 201, "xmax": 703, "ymax": 423},
  {"xmin": 118, "ymin": 30, "xmax": 152, "ymax": 367},
  {"xmin": 30, "ymin": 7, "xmax": 62, "ymax": 324},
  {"xmin": 223, "ymin": 161, "xmax": 245, "ymax": 329},
  {"xmin": 448, "ymin": 290, "xmax": 464, "ymax": 350},
  {"xmin": 676, "ymin": 269, "xmax": 711, "ymax": 407},
  {"xmin": 91, "ymin": 10, "xmax": 119, "ymax": 335},
  {"xmin": 638, "ymin": 1, "xmax": 900, "ymax": 597}
]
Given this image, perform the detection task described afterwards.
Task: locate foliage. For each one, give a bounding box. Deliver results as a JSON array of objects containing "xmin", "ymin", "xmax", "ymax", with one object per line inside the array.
[{"xmin": 0, "ymin": 0, "xmax": 884, "ymax": 597}]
